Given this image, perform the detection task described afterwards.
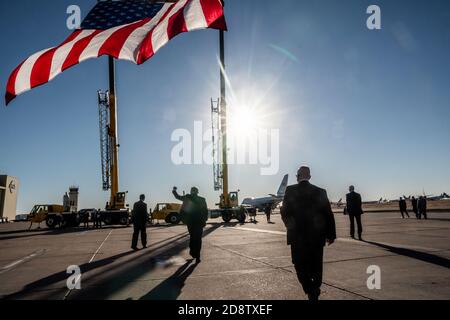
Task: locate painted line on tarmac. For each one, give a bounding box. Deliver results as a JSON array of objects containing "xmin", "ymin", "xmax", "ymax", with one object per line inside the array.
[
  {"xmin": 64, "ymin": 230, "xmax": 113, "ymax": 300},
  {"xmin": 89, "ymin": 230, "xmax": 113, "ymax": 263},
  {"xmin": 229, "ymin": 227, "xmax": 286, "ymax": 236},
  {"xmin": 212, "ymin": 242, "xmax": 373, "ymax": 300},
  {"xmin": 0, "ymin": 249, "xmax": 46, "ymax": 275}
]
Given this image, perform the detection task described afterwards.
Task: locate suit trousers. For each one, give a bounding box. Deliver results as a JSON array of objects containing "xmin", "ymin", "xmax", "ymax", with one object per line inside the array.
[
  {"xmin": 349, "ymin": 214, "xmax": 363, "ymax": 238},
  {"xmin": 187, "ymin": 224, "xmax": 204, "ymax": 259},
  {"xmin": 291, "ymin": 243, "xmax": 324, "ymax": 295},
  {"xmin": 132, "ymin": 224, "xmax": 147, "ymax": 248}
]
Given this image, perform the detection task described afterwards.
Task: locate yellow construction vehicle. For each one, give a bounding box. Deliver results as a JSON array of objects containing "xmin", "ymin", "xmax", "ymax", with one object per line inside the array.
[
  {"xmin": 151, "ymin": 203, "xmax": 182, "ymax": 225},
  {"xmin": 27, "ymin": 204, "xmax": 80, "ymax": 229}
]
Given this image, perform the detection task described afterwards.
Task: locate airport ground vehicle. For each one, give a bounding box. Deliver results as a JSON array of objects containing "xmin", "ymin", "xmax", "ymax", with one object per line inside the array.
[
  {"xmin": 151, "ymin": 203, "xmax": 182, "ymax": 225},
  {"xmin": 99, "ymin": 191, "xmax": 130, "ymax": 226},
  {"xmin": 28, "ymin": 204, "xmax": 80, "ymax": 229},
  {"xmin": 214, "ymin": 190, "xmax": 246, "ymax": 223},
  {"xmin": 14, "ymin": 214, "xmax": 28, "ymax": 221}
]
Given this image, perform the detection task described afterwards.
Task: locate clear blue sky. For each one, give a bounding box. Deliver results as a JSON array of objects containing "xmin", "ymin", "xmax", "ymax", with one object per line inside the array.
[{"xmin": 1, "ymin": 0, "xmax": 450, "ymax": 213}]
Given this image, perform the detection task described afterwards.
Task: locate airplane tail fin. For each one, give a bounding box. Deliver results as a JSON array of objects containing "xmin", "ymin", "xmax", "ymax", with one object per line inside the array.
[{"xmin": 276, "ymin": 174, "xmax": 289, "ymax": 197}]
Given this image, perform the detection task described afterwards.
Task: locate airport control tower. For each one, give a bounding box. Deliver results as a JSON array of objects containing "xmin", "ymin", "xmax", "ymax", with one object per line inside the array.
[{"xmin": 68, "ymin": 186, "xmax": 79, "ymax": 213}]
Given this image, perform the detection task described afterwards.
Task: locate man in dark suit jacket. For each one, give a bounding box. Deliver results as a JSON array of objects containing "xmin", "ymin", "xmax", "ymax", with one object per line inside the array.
[
  {"xmin": 131, "ymin": 194, "xmax": 148, "ymax": 250},
  {"xmin": 398, "ymin": 197, "xmax": 410, "ymax": 219},
  {"xmin": 281, "ymin": 166, "xmax": 336, "ymax": 301},
  {"xmin": 411, "ymin": 196, "xmax": 419, "ymax": 219},
  {"xmin": 418, "ymin": 196, "xmax": 427, "ymax": 220},
  {"xmin": 173, "ymin": 186, "xmax": 208, "ymax": 264},
  {"xmin": 346, "ymin": 185, "xmax": 364, "ymax": 240}
]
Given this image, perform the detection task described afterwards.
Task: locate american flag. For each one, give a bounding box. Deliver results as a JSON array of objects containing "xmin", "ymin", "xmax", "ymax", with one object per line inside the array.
[{"xmin": 5, "ymin": 0, "xmax": 227, "ymax": 105}]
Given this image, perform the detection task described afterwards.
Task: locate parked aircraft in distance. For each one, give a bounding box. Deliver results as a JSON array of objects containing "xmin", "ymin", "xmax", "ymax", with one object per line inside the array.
[
  {"xmin": 241, "ymin": 174, "xmax": 288, "ymax": 211},
  {"xmin": 402, "ymin": 192, "xmax": 450, "ymax": 201}
]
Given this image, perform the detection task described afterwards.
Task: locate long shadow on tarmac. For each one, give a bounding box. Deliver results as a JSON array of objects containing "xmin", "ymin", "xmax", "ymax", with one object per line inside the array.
[
  {"xmin": 2, "ymin": 230, "xmax": 189, "ymax": 300},
  {"xmin": 0, "ymin": 226, "xmax": 131, "ymax": 241},
  {"xmin": 3, "ymin": 223, "xmax": 223, "ymax": 300},
  {"xmin": 363, "ymin": 241, "xmax": 450, "ymax": 269},
  {"xmin": 65, "ymin": 223, "xmax": 222, "ymax": 300},
  {"xmin": 139, "ymin": 260, "xmax": 197, "ymax": 300},
  {"xmin": 425, "ymin": 218, "xmax": 450, "ymax": 222}
]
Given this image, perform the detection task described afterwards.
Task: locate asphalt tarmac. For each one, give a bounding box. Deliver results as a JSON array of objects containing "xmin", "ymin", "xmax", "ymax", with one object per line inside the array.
[{"xmin": 0, "ymin": 210, "xmax": 449, "ymax": 300}]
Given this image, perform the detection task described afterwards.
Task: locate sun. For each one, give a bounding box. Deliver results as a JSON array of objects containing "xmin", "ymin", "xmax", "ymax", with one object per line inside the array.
[{"xmin": 229, "ymin": 104, "xmax": 262, "ymax": 138}]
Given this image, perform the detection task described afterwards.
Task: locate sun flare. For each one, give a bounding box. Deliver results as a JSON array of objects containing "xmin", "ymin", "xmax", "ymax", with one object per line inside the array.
[{"xmin": 229, "ymin": 104, "xmax": 261, "ymax": 138}]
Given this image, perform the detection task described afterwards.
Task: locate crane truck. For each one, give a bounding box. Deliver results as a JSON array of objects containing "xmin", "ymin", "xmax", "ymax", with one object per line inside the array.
[
  {"xmin": 209, "ymin": 29, "xmax": 247, "ymax": 223},
  {"xmin": 96, "ymin": 58, "xmax": 130, "ymax": 226}
]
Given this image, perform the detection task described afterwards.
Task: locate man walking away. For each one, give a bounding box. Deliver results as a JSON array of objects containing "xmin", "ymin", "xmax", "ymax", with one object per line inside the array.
[
  {"xmin": 173, "ymin": 187, "xmax": 208, "ymax": 264},
  {"xmin": 346, "ymin": 185, "xmax": 364, "ymax": 240},
  {"xmin": 411, "ymin": 196, "xmax": 419, "ymax": 219},
  {"xmin": 399, "ymin": 197, "xmax": 410, "ymax": 219},
  {"xmin": 131, "ymin": 194, "xmax": 148, "ymax": 251},
  {"xmin": 418, "ymin": 196, "xmax": 428, "ymax": 220},
  {"xmin": 281, "ymin": 166, "xmax": 336, "ymax": 301}
]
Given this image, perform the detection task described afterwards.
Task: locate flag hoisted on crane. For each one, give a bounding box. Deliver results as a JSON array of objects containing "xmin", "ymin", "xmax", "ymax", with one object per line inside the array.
[{"xmin": 5, "ymin": 0, "xmax": 227, "ymax": 105}]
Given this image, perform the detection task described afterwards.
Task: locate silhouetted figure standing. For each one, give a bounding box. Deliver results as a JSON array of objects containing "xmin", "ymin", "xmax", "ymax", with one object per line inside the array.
[
  {"xmin": 93, "ymin": 210, "xmax": 102, "ymax": 229},
  {"xmin": 131, "ymin": 194, "xmax": 148, "ymax": 250},
  {"xmin": 411, "ymin": 196, "xmax": 419, "ymax": 219},
  {"xmin": 281, "ymin": 166, "xmax": 336, "ymax": 301},
  {"xmin": 173, "ymin": 186, "xmax": 208, "ymax": 264},
  {"xmin": 418, "ymin": 196, "xmax": 427, "ymax": 220},
  {"xmin": 399, "ymin": 197, "xmax": 410, "ymax": 218},
  {"xmin": 346, "ymin": 185, "xmax": 364, "ymax": 240},
  {"xmin": 82, "ymin": 210, "xmax": 90, "ymax": 228},
  {"xmin": 264, "ymin": 205, "xmax": 272, "ymax": 223}
]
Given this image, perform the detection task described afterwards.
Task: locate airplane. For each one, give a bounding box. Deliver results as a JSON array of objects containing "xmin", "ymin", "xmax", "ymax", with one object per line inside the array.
[
  {"xmin": 397, "ymin": 192, "xmax": 450, "ymax": 202},
  {"xmin": 241, "ymin": 174, "xmax": 288, "ymax": 212},
  {"xmin": 425, "ymin": 193, "xmax": 450, "ymax": 201},
  {"xmin": 363, "ymin": 198, "xmax": 385, "ymax": 205},
  {"xmin": 331, "ymin": 198, "xmax": 344, "ymax": 207}
]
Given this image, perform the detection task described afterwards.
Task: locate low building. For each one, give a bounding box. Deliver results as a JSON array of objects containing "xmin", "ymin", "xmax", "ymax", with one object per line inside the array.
[{"xmin": 0, "ymin": 175, "xmax": 19, "ymax": 222}]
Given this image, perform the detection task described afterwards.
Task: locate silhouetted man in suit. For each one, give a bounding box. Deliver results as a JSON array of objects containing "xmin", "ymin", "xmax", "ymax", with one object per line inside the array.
[
  {"xmin": 264, "ymin": 205, "xmax": 272, "ymax": 223},
  {"xmin": 173, "ymin": 186, "xmax": 208, "ymax": 264},
  {"xmin": 411, "ymin": 196, "xmax": 419, "ymax": 219},
  {"xmin": 418, "ymin": 196, "xmax": 427, "ymax": 220},
  {"xmin": 399, "ymin": 197, "xmax": 410, "ymax": 218},
  {"xmin": 346, "ymin": 185, "xmax": 364, "ymax": 240},
  {"xmin": 131, "ymin": 194, "xmax": 148, "ymax": 251},
  {"xmin": 281, "ymin": 166, "xmax": 336, "ymax": 301}
]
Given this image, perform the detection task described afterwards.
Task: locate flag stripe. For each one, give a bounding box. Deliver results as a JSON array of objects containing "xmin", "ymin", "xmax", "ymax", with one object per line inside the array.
[
  {"xmin": 30, "ymin": 32, "xmax": 82, "ymax": 89},
  {"xmin": 15, "ymin": 48, "xmax": 54, "ymax": 96},
  {"xmin": 136, "ymin": 2, "xmax": 178, "ymax": 64},
  {"xmin": 118, "ymin": 3, "xmax": 173, "ymax": 62},
  {"xmin": 30, "ymin": 49, "xmax": 57, "ymax": 89},
  {"xmin": 151, "ymin": 0, "xmax": 189, "ymax": 56},
  {"xmin": 50, "ymin": 30, "xmax": 94, "ymax": 80},
  {"xmin": 98, "ymin": 18, "xmax": 150, "ymax": 59},
  {"xmin": 6, "ymin": 62, "xmax": 24, "ymax": 104},
  {"xmin": 184, "ymin": 0, "xmax": 208, "ymax": 31},
  {"xmin": 77, "ymin": 24, "xmax": 130, "ymax": 64},
  {"xmin": 167, "ymin": 3, "xmax": 189, "ymax": 40},
  {"xmin": 200, "ymin": 0, "xmax": 227, "ymax": 30},
  {"xmin": 62, "ymin": 30, "xmax": 103, "ymax": 71}
]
